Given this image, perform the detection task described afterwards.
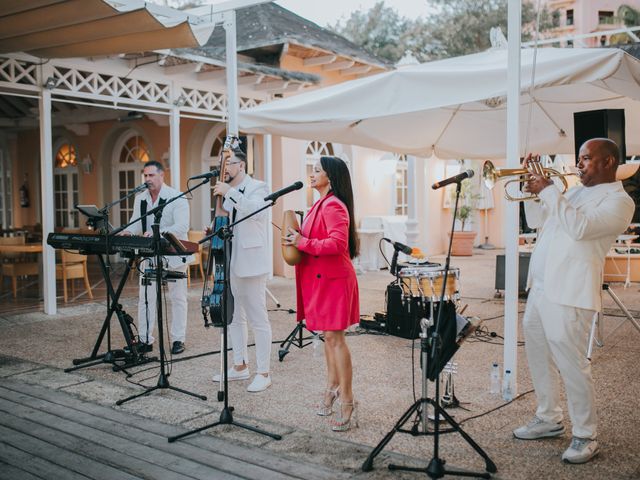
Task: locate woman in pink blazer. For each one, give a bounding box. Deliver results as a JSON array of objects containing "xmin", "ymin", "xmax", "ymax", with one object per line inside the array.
[{"xmin": 283, "ymin": 156, "xmax": 360, "ymax": 432}]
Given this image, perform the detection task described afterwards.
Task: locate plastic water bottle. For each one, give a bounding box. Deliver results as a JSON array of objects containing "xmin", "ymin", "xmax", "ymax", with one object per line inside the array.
[
  {"xmin": 312, "ymin": 333, "xmax": 322, "ymax": 358},
  {"xmin": 503, "ymin": 369, "xmax": 514, "ymax": 401},
  {"xmin": 490, "ymin": 363, "xmax": 501, "ymax": 394}
]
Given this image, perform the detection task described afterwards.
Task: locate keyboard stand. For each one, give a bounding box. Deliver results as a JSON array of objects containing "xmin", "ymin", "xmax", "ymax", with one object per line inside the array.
[{"xmin": 65, "ymin": 255, "xmax": 155, "ymax": 374}]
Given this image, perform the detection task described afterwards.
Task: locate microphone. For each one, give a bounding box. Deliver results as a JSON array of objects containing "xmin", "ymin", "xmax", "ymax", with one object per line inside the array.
[
  {"xmin": 431, "ymin": 169, "xmax": 475, "ymax": 190},
  {"xmin": 132, "ymin": 182, "xmax": 149, "ymax": 193},
  {"xmin": 189, "ymin": 169, "xmax": 220, "ymax": 181},
  {"xmin": 264, "ymin": 181, "xmax": 304, "ymax": 202},
  {"xmin": 383, "ymin": 237, "xmax": 413, "ymax": 255}
]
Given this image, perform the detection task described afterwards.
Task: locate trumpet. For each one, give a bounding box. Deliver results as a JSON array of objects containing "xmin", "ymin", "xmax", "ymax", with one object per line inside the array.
[{"xmin": 482, "ymin": 160, "xmax": 581, "ymax": 202}]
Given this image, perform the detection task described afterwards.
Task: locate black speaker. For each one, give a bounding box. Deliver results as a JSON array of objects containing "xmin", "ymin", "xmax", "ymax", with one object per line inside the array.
[{"xmin": 573, "ymin": 109, "xmax": 625, "ymax": 163}]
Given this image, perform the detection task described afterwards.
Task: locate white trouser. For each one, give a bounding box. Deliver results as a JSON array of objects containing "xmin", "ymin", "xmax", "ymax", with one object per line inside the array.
[
  {"xmin": 137, "ymin": 264, "xmax": 188, "ymax": 345},
  {"xmin": 523, "ymin": 286, "xmax": 597, "ymax": 439},
  {"xmin": 229, "ymin": 273, "xmax": 271, "ymax": 374}
]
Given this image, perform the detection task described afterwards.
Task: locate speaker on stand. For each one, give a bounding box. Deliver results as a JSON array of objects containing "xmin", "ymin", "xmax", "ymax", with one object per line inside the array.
[{"xmin": 573, "ymin": 109, "xmax": 626, "ymax": 163}]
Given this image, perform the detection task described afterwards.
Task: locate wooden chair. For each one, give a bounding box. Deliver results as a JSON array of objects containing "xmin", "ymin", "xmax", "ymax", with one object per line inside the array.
[
  {"xmin": 0, "ymin": 236, "xmax": 39, "ymax": 299},
  {"xmin": 56, "ymin": 249, "xmax": 93, "ymax": 303},
  {"xmin": 187, "ymin": 230, "xmax": 205, "ymax": 287}
]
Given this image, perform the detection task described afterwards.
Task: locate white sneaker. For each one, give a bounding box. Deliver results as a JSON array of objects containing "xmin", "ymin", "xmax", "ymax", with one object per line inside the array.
[
  {"xmin": 212, "ymin": 366, "xmax": 250, "ymax": 383},
  {"xmin": 247, "ymin": 374, "xmax": 272, "ymax": 392},
  {"xmin": 513, "ymin": 416, "xmax": 565, "ymax": 440},
  {"xmin": 562, "ymin": 437, "xmax": 599, "ymax": 464}
]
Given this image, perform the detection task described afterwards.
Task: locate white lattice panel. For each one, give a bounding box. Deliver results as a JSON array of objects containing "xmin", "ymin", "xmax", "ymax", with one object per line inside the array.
[
  {"xmin": 180, "ymin": 87, "xmax": 225, "ymax": 113},
  {"xmin": 240, "ymin": 97, "xmax": 262, "ymax": 109},
  {"xmin": 0, "ymin": 58, "xmax": 37, "ymax": 86},
  {"xmin": 52, "ymin": 66, "xmax": 170, "ymax": 104}
]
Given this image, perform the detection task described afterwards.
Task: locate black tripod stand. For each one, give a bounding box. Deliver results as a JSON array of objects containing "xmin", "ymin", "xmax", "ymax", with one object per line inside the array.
[
  {"xmin": 114, "ymin": 183, "xmax": 209, "ymax": 406},
  {"xmin": 169, "ymin": 200, "xmax": 281, "ymax": 443},
  {"xmin": 278, "ymin": 321, "xmax": 322, "ymax": 361},
  {"xmin": 362, "ymin": 180, "xmax": 496, "ymax": 479}
]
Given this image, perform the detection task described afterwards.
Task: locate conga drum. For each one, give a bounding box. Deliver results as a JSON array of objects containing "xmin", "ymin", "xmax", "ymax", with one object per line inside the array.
[{"xmin": 282, "ymin": 210, "xmax": 302, "ymax": 265}]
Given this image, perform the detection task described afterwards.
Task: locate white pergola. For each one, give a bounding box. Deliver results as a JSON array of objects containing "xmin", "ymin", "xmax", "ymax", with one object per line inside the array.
[{"xmin": 0, "ymin": 0, "xmax": 273, "ymax": 314}]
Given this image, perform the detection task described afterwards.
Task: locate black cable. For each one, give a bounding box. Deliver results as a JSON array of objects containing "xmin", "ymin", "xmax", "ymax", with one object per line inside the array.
[{"xmin": 457, "ymin": 388, "xmax": 535, "ymax": 425}]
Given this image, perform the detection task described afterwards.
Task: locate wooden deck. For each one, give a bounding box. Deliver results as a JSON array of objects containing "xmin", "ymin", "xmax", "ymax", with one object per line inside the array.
[{"xmin": 0, "ymin": 378, "xmax": 349, "ymax": 480}]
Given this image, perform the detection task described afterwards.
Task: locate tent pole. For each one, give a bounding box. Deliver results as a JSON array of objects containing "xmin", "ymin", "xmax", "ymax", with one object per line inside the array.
[{"xmin": 503, "ymin": 0, "xmax": 521, "ymax": 396}]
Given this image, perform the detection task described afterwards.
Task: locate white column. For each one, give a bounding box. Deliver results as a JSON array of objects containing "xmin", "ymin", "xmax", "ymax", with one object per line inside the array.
[
  {"xmin": 264, "ymin": 134, "xmax": 273, "ymax": 277},
  {"xmin": 224, "ymin": 9, "xmax": 239, "ymax": 136},
  {"xmin": 39, "ymin": 75, "xmax": 56, "ymax": 315},
  {"xmin": 169, "ymin": 106, "xmax": 181, "ymax": 188},
  {"xmin": 405, "ymin": 155, "xmax": 419, "ymax": 246},
  {"xmin": 503, "ymin": 0, "xmax": 522, "ymax": 395}
]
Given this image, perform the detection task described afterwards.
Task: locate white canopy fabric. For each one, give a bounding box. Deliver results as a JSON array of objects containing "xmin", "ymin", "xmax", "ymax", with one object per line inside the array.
[
  {"xmin": 0, "ymin": 0, "xmax": 215, "ymax": 58},
  {"xmin": 239, "ymin": 47, "xmax": 640, "ymax": 159}
]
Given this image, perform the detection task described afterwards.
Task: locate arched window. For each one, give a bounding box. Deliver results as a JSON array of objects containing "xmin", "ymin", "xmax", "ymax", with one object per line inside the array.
[
  {"xmin": 305, "ymin": 141, "xmax": 334, "ymax": 210},
  {"xmin": 113, "ymin": 133, "xmax": 150, "ymax": 226},
  {"xmin": 394, "ymin": 154, "xmax": 408, "ymax": 215},
  {"xmin": 54, "ymin": 142, "xmax": 79, "ymax": 228}
]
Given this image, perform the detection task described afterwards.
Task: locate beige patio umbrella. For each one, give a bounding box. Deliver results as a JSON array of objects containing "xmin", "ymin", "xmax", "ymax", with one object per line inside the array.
[{"xmin": 0, "ymin": 0, "xmax": 215, "ymax": 58}]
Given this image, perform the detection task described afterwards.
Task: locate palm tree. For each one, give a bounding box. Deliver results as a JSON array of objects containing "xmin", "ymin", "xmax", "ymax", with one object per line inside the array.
[{"xmin": 618, "ymin": 4, "xmax": 640, "ymax": 26}]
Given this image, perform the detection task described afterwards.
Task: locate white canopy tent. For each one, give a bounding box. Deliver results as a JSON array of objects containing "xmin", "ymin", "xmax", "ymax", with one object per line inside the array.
[
  {"xmin": 239, "ymin": 47, "xmax": 640, "ymax": 159},
  {"xmin": 238, "ymin": 43, "xmax": 640, "ymax": 391}
]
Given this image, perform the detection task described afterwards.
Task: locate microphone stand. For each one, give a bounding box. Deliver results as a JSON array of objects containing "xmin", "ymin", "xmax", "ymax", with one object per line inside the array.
[
  {"xmin": 115, "ymin": 179, "xmax": 210, "ymax": 406},
  {"xmin": 362, "ymin": 180, "xmax": 496, "ymax": 479},
  {"xmin": 169, "ymin": 197, "xmax": 281, "ymax": 443}
]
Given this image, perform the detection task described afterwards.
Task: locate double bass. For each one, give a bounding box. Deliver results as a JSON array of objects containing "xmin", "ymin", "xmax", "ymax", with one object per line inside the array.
[{"xmin": 201, "ymin": 135, "xmax": 239, "ymax": 328}]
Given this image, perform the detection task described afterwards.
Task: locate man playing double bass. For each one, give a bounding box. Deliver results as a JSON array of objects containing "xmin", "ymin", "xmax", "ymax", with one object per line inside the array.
[{"xmin": 210, "ymin": 147, "xmax": 273, "ymax": 392}]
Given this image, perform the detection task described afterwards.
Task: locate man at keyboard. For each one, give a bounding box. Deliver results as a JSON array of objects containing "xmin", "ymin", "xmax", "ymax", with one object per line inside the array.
[{"xmin": 118, "ymin": 160, "xmax": 192, "ymax": 355}]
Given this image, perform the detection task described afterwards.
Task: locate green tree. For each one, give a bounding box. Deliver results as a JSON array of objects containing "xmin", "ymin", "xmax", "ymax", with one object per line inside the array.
[
  {"xmin": 331, "ymin": 0, "xmax": 553, "ymax": 63},
  {"xmin": 330, "ymin": 2, "xmax": 418, "ymax": 63},
  {"xmin": 424, "ymin": 0, "xmax": 553, "ymax": 59},
  {"xmin": 610, "ymin": 4, "xmax": 640, "ymax": 44},
  {"xmin": 618, "ymin": 4, "xmax": 640, "ymax": 26}
]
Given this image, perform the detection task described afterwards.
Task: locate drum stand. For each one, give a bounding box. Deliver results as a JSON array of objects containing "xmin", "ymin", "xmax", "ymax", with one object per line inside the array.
[{"xmin": 363, "ymin": 180, "xmax": 496, "ymax": 479}]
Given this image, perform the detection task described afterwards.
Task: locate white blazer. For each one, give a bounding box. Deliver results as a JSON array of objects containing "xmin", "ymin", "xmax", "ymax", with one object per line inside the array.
[
  {"xmin": 222, "ymin": 176, "xmax": 271, "ymax": 278},
  {"xmin": 525, "ymin": 181, "xmax": 634, "ymax": 311},
  {"xmin": 124, "ymin": 183, "xmax": 193, "ymax": 269}
]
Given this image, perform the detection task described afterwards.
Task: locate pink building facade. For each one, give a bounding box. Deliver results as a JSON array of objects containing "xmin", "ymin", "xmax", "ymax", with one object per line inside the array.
[{"xmin": 544, "ymin": 0, "xmax": 640, "ymax": 46}]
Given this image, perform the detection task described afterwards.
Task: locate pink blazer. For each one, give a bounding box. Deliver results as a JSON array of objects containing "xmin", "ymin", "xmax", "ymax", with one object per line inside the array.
[{"xmin": 295, "ymin": 193, "xmax": 359, "ymax": 331}]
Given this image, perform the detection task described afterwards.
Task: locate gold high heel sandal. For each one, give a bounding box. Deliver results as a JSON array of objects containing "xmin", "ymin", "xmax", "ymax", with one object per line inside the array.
[
  {"xmin": 331, "ymin": 399, "xmax": 358, "ymax": 432},
  {"xmin": 316, "ymin": 386, "xmax": 339, "ymax": 416}
]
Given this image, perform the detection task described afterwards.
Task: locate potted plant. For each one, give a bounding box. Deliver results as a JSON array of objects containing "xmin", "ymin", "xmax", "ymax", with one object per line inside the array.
[{"xmin": 447, "ymin": 178, "xmax": 480, "ymax": 256}]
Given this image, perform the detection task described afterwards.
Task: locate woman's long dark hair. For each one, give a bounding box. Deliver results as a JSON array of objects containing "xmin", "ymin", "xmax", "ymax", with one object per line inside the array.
[{"xmin": 320, "ymin": 156, "xmax": 359, "ymax": 259}]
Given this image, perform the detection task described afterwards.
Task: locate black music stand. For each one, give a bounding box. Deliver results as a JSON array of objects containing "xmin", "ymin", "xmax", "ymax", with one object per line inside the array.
[
  {"xmin": 114, "ymin": 182, "xmax": 209, "ymax": 406},
  {"xmin": 169, "ymin": 200, "xmax": 281, "ymax": 443},
  {"xmin": 362, "ymin": 180, "xmax": 496, "ymax": 479}
]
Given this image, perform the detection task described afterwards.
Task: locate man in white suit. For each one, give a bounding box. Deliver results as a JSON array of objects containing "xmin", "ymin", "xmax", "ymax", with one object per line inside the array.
[
  {"xmin": 120, "ymin": 161, "xmax": 192, "ymax": 356},
  {"xmin": 513, "ymin": 138, "xmax": 634, "ymax": 464},
  {"xmin": 211, "ymin": 148, "xmax": 273, "ymax": 392}
]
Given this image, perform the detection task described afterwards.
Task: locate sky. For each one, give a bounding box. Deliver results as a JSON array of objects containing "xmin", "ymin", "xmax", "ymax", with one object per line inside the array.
[
  {"xmin": 187, "ymin": 1, "xmax": 433, "ymax": 27},
  {"xmin": 274, "ymin": 0, "xmax": 432, "ymax": 26}
]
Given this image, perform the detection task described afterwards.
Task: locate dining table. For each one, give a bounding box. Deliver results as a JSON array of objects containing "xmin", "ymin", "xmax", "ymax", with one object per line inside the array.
[{"xmin": 0, "ymin": 242, "xmax": 44, "ymax": 297}]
